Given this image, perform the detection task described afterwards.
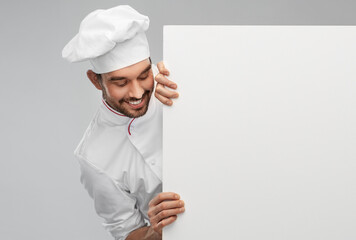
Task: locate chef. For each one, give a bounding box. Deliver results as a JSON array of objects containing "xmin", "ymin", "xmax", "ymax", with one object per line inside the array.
[{"xmin": 62, "ymin": 5, "xmax": 184, "ymax": 240}]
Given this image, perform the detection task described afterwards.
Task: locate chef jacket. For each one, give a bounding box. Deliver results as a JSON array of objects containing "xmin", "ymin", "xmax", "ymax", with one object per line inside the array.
[{"xmin": 74, "ymin": 67, "xmax": 162, "ymax": 240}]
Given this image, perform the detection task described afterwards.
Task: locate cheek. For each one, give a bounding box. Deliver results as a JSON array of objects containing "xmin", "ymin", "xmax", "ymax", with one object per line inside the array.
[
  {"xmin": 105, "ymin": 85, "xmax": 127, "ymax": 100},
  {"xmin": 143, "ymin": 77, "xmax": 154, "ymax": 90}
]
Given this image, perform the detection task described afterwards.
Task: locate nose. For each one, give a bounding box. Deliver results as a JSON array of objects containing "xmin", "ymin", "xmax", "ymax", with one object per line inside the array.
[{"xmin": 128, "ymin": 79, "xmax": 145, "ymax": 99}]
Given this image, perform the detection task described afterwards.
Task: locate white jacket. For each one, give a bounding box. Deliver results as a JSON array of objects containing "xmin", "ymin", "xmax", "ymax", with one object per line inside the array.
[{"xmin": 74, "ymin": 91, "xmax": 163, "ymax": 240}]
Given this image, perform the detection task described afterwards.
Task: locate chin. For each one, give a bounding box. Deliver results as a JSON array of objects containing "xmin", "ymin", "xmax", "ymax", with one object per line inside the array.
[
  {"xmin": 122, "ymin": 100, "xmax": 150, "ymax": 118},
  {"xmin": 128, "ymin": 106, "xmax": 149, "ymax": 118},
  {"xmin": 127, "ymin": 92, "xmax": 152, "ymax": 118},
  {"xmin": 109, "ymin": 91, "xmax": 152, "ymax": 118}
]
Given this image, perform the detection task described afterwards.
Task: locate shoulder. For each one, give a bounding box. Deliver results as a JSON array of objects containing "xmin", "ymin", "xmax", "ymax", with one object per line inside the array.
[{"xmin": 74, "ymin": 110, "xmax": 138, "ymax": 176}]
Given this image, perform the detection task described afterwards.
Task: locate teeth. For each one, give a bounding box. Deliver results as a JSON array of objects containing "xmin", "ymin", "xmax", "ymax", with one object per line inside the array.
[{"xmin": 129, "ymin": 99, "xmax": 142, "ymax": 105}]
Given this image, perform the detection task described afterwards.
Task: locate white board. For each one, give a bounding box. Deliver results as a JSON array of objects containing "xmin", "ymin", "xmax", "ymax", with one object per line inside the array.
[{"xmin": 163, "ymin": 26, "xmax": 356, "ymax": 240}]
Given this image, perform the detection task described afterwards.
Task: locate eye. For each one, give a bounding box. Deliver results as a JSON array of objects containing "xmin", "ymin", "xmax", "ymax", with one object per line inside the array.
[
  {"xmin": 138, "ymin": 73, "xmax": 149, "ymax": 80},
  {"xmin": 115, "ymin": 80, "xmax": 127, "ymax": 87}
]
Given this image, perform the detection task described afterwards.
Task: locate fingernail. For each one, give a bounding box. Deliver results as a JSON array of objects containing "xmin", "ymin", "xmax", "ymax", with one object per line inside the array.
[
  {"xmin": 175, "ymin": 194, "xmax": 180, "ymax": 199},
  {"xmin": 170, "ymin": 84, "xmax": 177, "ymax": 89}
]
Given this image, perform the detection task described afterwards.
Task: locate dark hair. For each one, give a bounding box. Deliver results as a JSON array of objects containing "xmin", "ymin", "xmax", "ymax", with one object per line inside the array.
[
  {"xmin": 96, "ymin": 73, "xmax": 102, "ymax": 82},
  {"xmin": 95, "ymin": 57, "xmax": 152, "ymax": 81}
]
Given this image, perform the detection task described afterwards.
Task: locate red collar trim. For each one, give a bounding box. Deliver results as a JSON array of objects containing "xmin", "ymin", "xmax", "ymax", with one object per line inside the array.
[
  {"xmin": 128, "ymin": 118, "xmax": 135, "ymax": 136},
  {"xmin": 102, "ymin": 99, "xmax": 127, "ymax": 117},
  {"xmin": 102, "ymin": 99, "xmax": 136, "ymax": 136}
]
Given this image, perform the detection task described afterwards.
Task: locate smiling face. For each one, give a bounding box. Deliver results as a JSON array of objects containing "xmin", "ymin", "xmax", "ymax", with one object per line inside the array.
[{"xmin": 87, "ymin": 58, "xmax": 154, "ymax": 118}]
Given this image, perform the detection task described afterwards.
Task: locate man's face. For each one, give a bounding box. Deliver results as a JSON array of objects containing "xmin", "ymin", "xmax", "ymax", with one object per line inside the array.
[{"xmin": 99, "ymin": 58, "xmax": 154, "ymax": 118}]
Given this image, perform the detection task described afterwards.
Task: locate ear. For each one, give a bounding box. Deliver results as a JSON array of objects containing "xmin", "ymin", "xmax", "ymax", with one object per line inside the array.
[{"xmin": 87, "ymin": 70, "xmax": 103, "ymax": 90}]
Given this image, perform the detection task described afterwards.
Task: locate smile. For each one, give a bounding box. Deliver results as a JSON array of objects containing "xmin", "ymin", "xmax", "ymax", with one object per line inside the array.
[
  {"xmin": 126, "ymin": 97, "xmax": 146, "ymax": 110},
  {"xmin": 129, "ymin": 99, "xmax": 142, "ymax": 105}
]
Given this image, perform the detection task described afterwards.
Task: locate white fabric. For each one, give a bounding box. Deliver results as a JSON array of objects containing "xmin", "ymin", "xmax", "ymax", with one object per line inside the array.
[
  {"xmin": 62, "ymin": 5, "xmax": 150, "ymax": 73},
  {"xmin": 74, "ymin": 66, "xmax": 162, "ymax": 240}
]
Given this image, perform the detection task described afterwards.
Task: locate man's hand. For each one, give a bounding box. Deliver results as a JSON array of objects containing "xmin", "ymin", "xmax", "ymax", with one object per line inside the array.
[
  {"xmin": 154, "ymin": 61, "xmax": 179, "ymax": 106},
  {"xmin": 148, "ymin": 192, "xmax": 185, "ymax": 235}
]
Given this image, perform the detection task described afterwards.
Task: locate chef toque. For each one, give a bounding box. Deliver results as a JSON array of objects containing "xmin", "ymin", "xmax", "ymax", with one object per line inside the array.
[{"xmin": 62, "ymin": 5, "xmax": 150, "ymax": 74}]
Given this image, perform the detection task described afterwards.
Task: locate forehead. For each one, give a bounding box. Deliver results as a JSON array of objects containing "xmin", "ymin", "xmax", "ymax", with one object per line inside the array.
[{"xmin": 104, "ymin": 58, "xmax": 151, "ymax": 79}]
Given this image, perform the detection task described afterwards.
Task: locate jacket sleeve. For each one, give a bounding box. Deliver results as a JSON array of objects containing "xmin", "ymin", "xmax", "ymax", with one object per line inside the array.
[{"xmin": 76, "ymin": 155, "xmax": 146, "ymax": 240}]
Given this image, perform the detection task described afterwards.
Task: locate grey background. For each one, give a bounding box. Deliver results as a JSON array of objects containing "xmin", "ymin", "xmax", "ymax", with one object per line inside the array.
[{"xmin": 0, "ymin": 0, "xmax": 355, "ymax": 239}]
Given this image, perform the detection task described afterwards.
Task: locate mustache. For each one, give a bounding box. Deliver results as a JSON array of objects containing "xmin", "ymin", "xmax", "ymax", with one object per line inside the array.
[{"xmin": 120, "ymin": 90, "xmax": 151, "ymax": 103}]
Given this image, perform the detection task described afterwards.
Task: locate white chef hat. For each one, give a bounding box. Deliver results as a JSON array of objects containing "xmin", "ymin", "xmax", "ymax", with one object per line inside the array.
[{"xmin": 62, "ymin": 5, "xmax": 150, "ymax": 74}]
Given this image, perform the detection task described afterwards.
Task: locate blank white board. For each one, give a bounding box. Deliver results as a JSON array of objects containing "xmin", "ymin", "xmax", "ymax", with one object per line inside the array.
[{"xmin": 163, "ymin": 26, "xmax": 356, "ymax": 240}]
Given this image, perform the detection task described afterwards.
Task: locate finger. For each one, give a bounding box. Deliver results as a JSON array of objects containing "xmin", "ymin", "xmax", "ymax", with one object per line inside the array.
[
  {"xmin": 149, "ymin": 192, "xmax": 180, "ymax": 207},
  {"xmin": 158, "ymin": 215, "xmax": 178, "ymax": 229},
  {"xmin": 157, "ymin": 61, "xmax": 170, "ymax": 76},
  {"xmin": 156, "ymin": 84, "xmax": 179, "ymax": 99},
  {"xmin": 152, "ymin": 215, "xmax": 177, "ymax": 234},
  {"xmin": 155, "ymin": 91, "xmax": 173, "ymax": 106},
  {"xmin": 151, "ymin": 207, "xmax": 185, "ymax": 223},
  {"xmin": 155, "ymin": 73, "xmax": 177, "ymax": 89},
  {"xmin": 148, "ymin": 200, "xmax": 184, "ymax": 217}
]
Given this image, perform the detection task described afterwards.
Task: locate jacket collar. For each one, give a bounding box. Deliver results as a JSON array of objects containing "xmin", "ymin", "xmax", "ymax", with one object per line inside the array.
[
  {"xmin": 99, "ymin": 98, "xmax": 131, "ymax": 126},
  {"xmin": 99, "ymin": 93, "xmax": 157, "ymax": 127}
]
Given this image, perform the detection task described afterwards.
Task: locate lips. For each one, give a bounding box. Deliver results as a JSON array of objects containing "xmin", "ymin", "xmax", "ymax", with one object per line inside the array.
[
  {"xmin": 129, "ymin": 99, "xmax": 142, "ymax": 105},
  {"xmin": 126, "ymin": 98, "xmax": 145, "ymax": 109},
  {"xmin": 125, "ymin": 92, "xmax": 148, "ymax": 110}
]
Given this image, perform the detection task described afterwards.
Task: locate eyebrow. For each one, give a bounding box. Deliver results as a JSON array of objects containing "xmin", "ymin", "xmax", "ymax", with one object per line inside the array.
[{"xmin": 108, "ymin": 65, "xmax": 152, "ymax": 81}]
